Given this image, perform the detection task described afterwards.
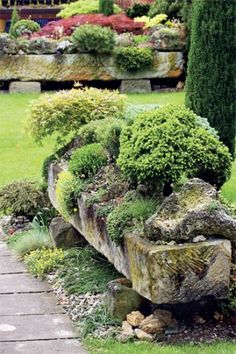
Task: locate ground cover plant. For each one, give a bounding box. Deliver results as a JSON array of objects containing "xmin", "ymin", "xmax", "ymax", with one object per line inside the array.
[
  {"xmin": 57, "ymin": 246, "xmax": 120, "ymax": 295},
  {"xmin": 8, "ymin": 218, "xmax": 53, "ymax": 257}
]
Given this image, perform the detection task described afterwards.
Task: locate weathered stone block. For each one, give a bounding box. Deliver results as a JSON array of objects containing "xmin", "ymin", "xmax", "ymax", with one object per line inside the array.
[
  {"xmin": 49, "ymin": 217, "xmax": 86, "ymax": 249},
  {"xmin": 126, "ymin": 235, "xmax": 231, "ymax": 304},
  {"xmin": 120, "ymin": 80, "xmax": 151, "ymax": 93},
  {"xmin": 145, "ymin": 178, "xmax": 236, "ymax": 242},
  {"xmin": 48, "ymin": 164, "xmax": 233, "ymax": 304},
  {"xmin": 0, "ymin": 52, "xmax": 184, "ymax": 82},
  {"xmin": 106, "ymin": 278, "xmax": 145, "ymax": 321},
  {"xmin": 9, "ymin": 81, "xmax": 41, "ymax": 93}
]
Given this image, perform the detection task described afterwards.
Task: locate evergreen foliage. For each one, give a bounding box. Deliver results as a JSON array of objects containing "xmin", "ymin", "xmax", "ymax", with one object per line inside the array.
[
  {"xmin": 99, "ymin": 0, "xmax": 114, "ymax": 16},
  {"xmin": 185, "ymin": 0, "xmax": 236, "ymax": 156},
  {"xmin": 9, "ymin": 5, "xmax": 20, "ymax": 37}
]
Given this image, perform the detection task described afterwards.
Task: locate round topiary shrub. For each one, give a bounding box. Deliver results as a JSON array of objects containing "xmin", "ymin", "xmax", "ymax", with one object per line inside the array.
[
  {"xmin": 117, "ymin": 105, "xmax": 231, "ymax": 191},
  {"xmin": 115, "ymin": 47, "xmax": 153, "ymax": 72},
  {"xmin": 69, "ymin": 143, "xmax": 108, "ymax": 178},
  {"xmin": 0, "ymin": 180, "xmax": 47, "ymax": 217},
  {"xmin": 72, "ymin": 24, "xmax": 115, "ymax": 53},
  {"xmin": 12, "ymin": 19, "xmax": 40, "ymax": 38}
]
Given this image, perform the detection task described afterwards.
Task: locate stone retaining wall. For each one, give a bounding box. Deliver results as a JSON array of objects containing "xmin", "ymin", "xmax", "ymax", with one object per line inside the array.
[
  {"xmin": 48, "ymin": 163, "xmax": 231, "ymax": 304},
  {"xmin": 0, "ymin": 52, "xmax": 184, "ymax": 82}
]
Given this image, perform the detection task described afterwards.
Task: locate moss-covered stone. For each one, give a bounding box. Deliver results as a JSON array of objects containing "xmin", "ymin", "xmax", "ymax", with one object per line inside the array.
[
  {"xmin": 145, "ymin": 178, "xmax": 236, "ymax": 242},
  {"xmin": 48, "ymin": 165, "xmax": 232, "ymax": 304},
  {"xmin": 0, "ymin": 52, "xmax": 184, "ymax": 81}
]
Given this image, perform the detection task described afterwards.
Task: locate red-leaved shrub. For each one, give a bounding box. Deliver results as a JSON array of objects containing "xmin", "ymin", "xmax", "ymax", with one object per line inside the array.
[{"xmin": 32, "ymin": 14, "xmax": 145, "ymax": 39}]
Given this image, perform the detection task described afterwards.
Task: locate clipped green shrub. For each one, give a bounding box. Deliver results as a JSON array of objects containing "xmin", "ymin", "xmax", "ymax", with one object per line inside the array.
[
  {"xmin": 0, "ymin": 180, "xmax": 47, "ymax": 217},
  {"xmin": 185, "ymin": 0, "xmax": 236, "ymax": 156},
  {"xmin": 69, "ymin": 143, "xmax": 108, "ymax": 178},
  {"xmin": 118, "ymin": 105, "xmax": 232, "ymax": 191},
  {"xmin": 55, "ymin": 171, "xmax": 78, "ymax": 219},
  {"xmin": 27, "ymin": 87, "xmax": 125, "ymax": 146},
  {"xmin": 12, "ymin": 19, "xmax": 40, "ymax": 38},
  {"xmin": 78, "ymin": 118, "xmax": 127, "ymax": 160},
  {"xmin": 24, "ymin": 248, "xmax": 64, "ymax": 278},
  {"xmin": 72, "ymin": 24, "xmax": 115, "ymax": 54},
  {"xmin": 115, "ymin": 47, "xmax": 153, "ymax": 72},
  {"xmin": 127, "ymin": 4, "xmax": 150, "ymax": 19},
  {"xmin": 99, "ymin": 0, "xmax": 114, "ymax": 16},
  {"xmin": 107, "ymin": 197, "xmax": 156, "ymax": 245},
  {"xmin": 58, "ymin": 0, "xmax": 121, "ymax": 18}
]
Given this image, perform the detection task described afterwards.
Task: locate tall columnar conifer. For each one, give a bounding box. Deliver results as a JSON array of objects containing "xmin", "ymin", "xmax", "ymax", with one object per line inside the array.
[
  {"xmin": 185, "ymin": 0, "xmax": 236, "ymax": 156},
  {"xmin": 9, "ymin": 5, "xmax": 20, "ymax": 38},
  {"xmin": 99, "ymin": 0, "xmax": 114, "ymax": 16}
]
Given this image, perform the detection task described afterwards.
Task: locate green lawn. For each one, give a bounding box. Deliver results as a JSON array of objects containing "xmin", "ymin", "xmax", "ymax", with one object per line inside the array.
[
  {"xmin": 85, "ymin": 339, "xmax": 236, "ymax": 354},
  {"xmin": 0, "ymin": 93, "xmax": 54, "ymax": 186},
  {"xmin": 0, "ymin": 90, "xmax": 235, "ymax": 207}
]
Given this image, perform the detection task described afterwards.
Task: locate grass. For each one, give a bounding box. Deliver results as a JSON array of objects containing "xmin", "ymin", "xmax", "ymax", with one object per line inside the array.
[
  {"xmin": 58, "ymin": 246, "xmax": 121, "ymax": 295},
  {"xmin": 7, "ymin": 219, "xmax": 53, "ymax": 256},
  {"xmin": 222, "ymin": 158, "xmax": 236, "ymax": 206},
  {"xmin": 0, "ymin": 93, "xmax": 54, "ymax": 186},
  {"xmin": 85, "ymin": 339, "xmax": 236, "ymax": 354}
]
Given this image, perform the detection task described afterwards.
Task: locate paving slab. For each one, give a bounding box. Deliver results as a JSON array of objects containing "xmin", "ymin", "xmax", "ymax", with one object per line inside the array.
[
  {"xmin": 0, "ymin": 257, "xmax": 26, "ymax": 274},
  {"xmin": 0, "ymin": 293, "xmax": 65, "ymax": 316},
  {"xmin": 0, "ymin": 314, "xmax": 76, "ymax": 341},
  {"xmin": 0, "ymin": 274, "xmax": 50, "ymax": 294},
  {"xmin": 1, "ymin": 339, "xmax": 86, "ymax": 354},
  {"xmin": 0, "ymin": 244, "xmax": 12, "ymax": 256}
]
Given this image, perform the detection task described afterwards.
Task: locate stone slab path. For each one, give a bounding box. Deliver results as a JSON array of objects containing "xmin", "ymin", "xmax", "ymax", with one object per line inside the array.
[{"xmin": 0, "ymin": 239, "xmax": 87, "ymax": 354}]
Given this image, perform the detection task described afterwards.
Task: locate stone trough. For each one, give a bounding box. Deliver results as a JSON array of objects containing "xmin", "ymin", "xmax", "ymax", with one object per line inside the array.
[
  {"xmin": 48, "ymin": 163, "xmax": 234, "ymax": 304},
  {"xmin": 0, "ymin": 52, "xmax": 184, "ymax": 93}
]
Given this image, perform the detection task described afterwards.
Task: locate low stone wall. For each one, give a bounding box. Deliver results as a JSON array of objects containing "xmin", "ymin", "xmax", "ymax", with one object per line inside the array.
[
  {"xmin": 0, "ymin": 52, "xmax": 184, "ymax": 82},
  {"xmin": 48, "ymin": 163, "xmax": 231, "ymax": 304}
]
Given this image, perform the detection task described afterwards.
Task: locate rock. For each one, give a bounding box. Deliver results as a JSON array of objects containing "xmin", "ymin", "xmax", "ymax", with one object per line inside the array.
[
  {"xmin": 120, "ymin": 80, "xmax": 151, "ymax": 93},
  {"xmin": 48, "ymin": 164, "xmax": 232, "ymax": 304},
  {"xmin": 9, "ymin": 81, "xmax": 41, "ymax": 94},
  {"xmin": 126, "ymin": 234, "xmax": 231, "ymax": 304},
  {"xmin": 176, "ymin": 81, "xmax": 184, "ymax": 89},
  {"xmin": 118, "ymin": 321, "xmax": 135, "ymax": 342},
  {"xmin": 145, "ymin": 178, "xmax": 236, "ymax": 242},
  {"xmin": 127, "ymin": 311, "xmax": 145, "ymax": 327},
  {"xmin": 153, "ymin": 309, "xmax": 177, "ymax": 326},
  {"xmin": 0, "ymin": 52, "xmax": 184, "ymax": 82},
  {"xmin": 192, "ymin": 315, "xmax": 206, "ymax": 325},
  {"xmin": 139, "ymin": 315, "xmax": 166, "ymax": 334},
  {"xmin": 106, "ymin": 278, "xmax": 145, "ymax": 322},
  {"xmin": 49, "ymin": 217, "xmax": 86, "ymax": 249},
  {"xmin": 213, "ymin": 312, "xmax": 223, "ymax": 321},
  {"xmin": 134, "ymin": 328, "xmax": 153, "ymax": 342},
  {"xmin": 193, "ymin": 235, "xmax": 206, "ymax": 243}
]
